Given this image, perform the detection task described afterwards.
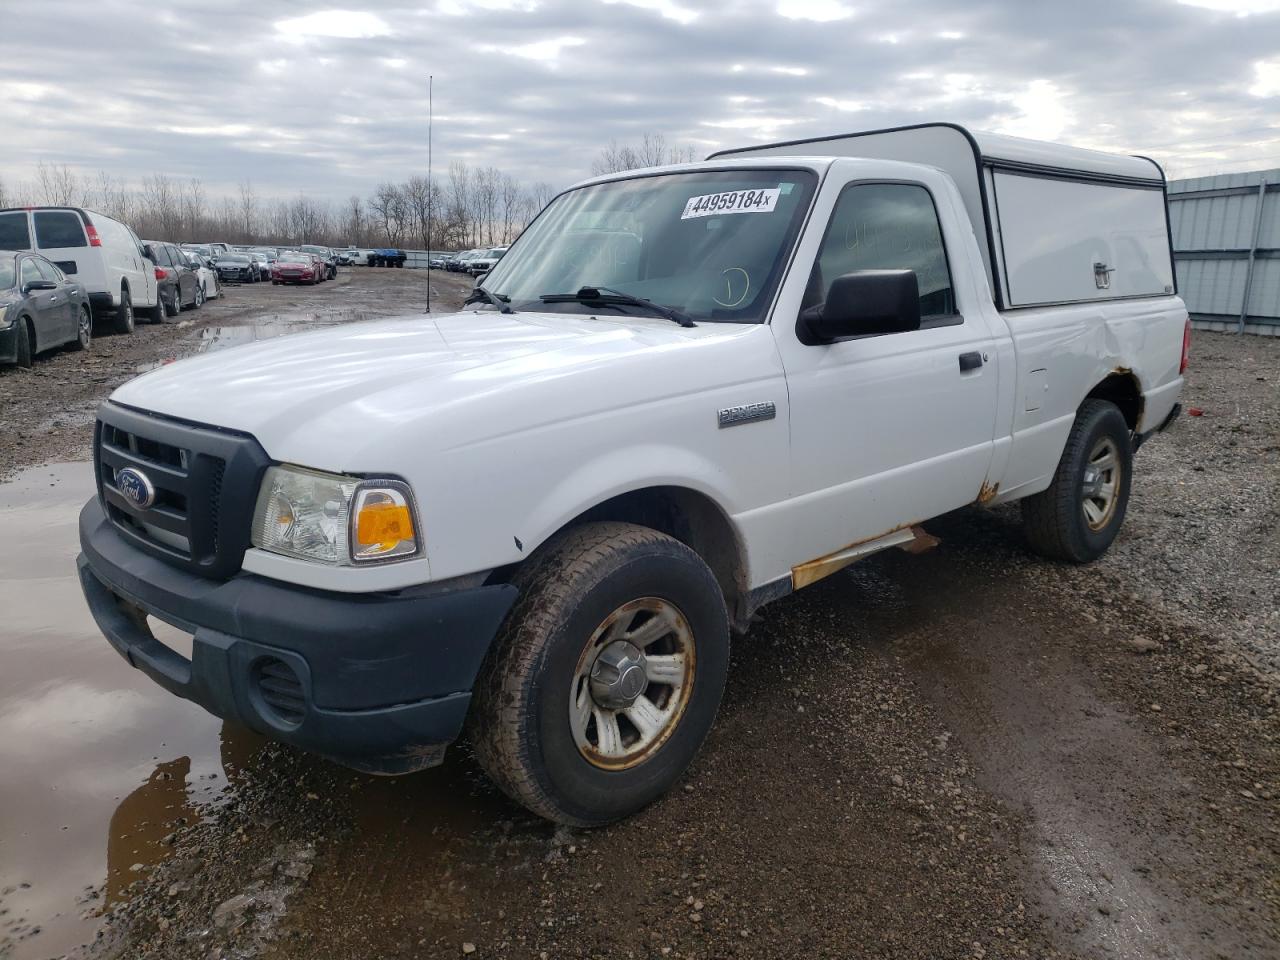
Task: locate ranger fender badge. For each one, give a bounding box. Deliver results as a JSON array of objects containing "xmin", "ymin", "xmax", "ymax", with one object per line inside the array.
[
  {"xmin": 116, "ymin": 467, "xmax": 157, "ymax": 510},
  {"xmin": 718, "ymin": 401, "xmax": 776, "ymax": 429}
]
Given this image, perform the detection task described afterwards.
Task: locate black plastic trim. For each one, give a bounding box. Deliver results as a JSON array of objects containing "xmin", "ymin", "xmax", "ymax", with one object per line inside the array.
[{"xmin": 78, "ymin": 498, "xmax": 520, "ymax": 773}]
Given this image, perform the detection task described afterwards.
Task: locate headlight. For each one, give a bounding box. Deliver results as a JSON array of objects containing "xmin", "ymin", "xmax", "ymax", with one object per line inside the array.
[{"xmin": 251, "ymin": 465, "xmax": 420, "ymax": 565}]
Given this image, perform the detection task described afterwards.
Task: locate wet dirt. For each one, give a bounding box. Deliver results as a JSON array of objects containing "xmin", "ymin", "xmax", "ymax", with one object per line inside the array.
[{"xmin": 0, "ymin": 319, "xmax": 1275, "ymax": 959}]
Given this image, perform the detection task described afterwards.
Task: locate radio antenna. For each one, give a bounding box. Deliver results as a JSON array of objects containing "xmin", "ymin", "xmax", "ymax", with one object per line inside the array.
[{"xmin": 425, "ymin": 74, "xmax": 433, "ymax": 313}]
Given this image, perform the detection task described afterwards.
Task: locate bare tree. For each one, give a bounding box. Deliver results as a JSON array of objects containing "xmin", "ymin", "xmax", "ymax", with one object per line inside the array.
[
  {"xmin": 288, "ymin": 195, "xmax": 330, "ymax": 243},
  {"xmin": 498, "ymin": 174, "xmax": 522, "ymax": 243},
  {"xmin": 403, "ymin": 175, "xmax": 434, "ymax": 250},
  {"xmin": 369, "ymin": 182, "xmax": 407, "ymax": 245},
  {"xmin": 345, "ymin": 195, "xmax": 366, "ymax": 246},
  {"xmin": 36, "ymin": 161, "xmax": 81, "ymax": 205},
  {"xmin": 92, "ymin": 171, "xmax": 133, "ymax": 223},
  {"xmin": 180, "ymin": 178, "xmax": 205, "ymax": 240},
  {"xmin": 237, "ymin": 180, "xmax": 258, "ymax": 243},
  {"xmin": 591, "ymin": 133, "xmax": 696, "ymax": 175}
]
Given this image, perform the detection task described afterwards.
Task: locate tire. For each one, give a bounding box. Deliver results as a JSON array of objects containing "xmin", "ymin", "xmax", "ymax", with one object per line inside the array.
[
  {"xmin": 1021, "ymin": 399, "xmax": 1133, "ymax": 563},
  {"xmin": 193, "ymin": 284, "xmax": 205, "ymax": 308},
  {"xmin": 71, "ymin": 305, "xmax": 91, "ymax": 350},
  {"xmin": 162, "ymin": 287, "xmax": 180, "ymax": 321},
  {"xmin": 114, "ymin": 286, "xmax": 136, "ymax": 334},
  {"xmin": 141, "ymin": 288, "xmax": 165, "ymax": 324},
  {"xmin": 469, "ymin": 522, "xmax": 730, "ymax": 826},
  {"xmin": 14, "ymin": 316, "xmax": 33, "ymax": 368}
]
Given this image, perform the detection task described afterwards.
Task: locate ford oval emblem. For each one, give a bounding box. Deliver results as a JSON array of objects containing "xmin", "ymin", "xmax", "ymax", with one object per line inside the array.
[{"xmin": 116, "ymin": 467, "xmax": 157, "ymax": 510}]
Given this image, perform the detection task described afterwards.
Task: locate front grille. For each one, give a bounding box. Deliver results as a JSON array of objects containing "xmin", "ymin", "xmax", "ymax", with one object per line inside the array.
[
  {"xmin": 254, "ymin": 657, "xmax": 305, "ymax": 725},
  {"xmin": 94, "ymin": 403, "xmax": 270, "ymax": 579}
]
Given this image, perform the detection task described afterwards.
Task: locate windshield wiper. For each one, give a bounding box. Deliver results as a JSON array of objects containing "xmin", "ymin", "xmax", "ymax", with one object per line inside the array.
[
  {"xmin": 539, "ymin": 286, "xmax": 695, "ymax": 328},
  {"xmin": 463, "ymin": 286, "xmax": 514, "ymax": 314}
]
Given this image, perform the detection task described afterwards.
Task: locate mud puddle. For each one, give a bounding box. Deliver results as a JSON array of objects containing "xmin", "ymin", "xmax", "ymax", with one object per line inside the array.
[{"xmin": 0, "ymin": 462, "xmax": 508, "ymax": 960}]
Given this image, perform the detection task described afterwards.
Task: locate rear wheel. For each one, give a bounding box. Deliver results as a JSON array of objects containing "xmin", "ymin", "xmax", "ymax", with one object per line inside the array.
[
  {"xmin": 469, "ymin": 522, "xmax": 730, "ymax": 826},
  {"xmin": 1022, "ymin": 399, "xmax": 1133, "ymax": 563},
  {"xmin": 71, "ymin": 305, "xmax": 91, "ymax": 350},
  {"xmin": 113, "ymin": 286, "xmax": 136, "ymax": 334},
  {"xmin": 193, "ymin": 284, "xmax": 205, "ymax": 308},
  {"xmin": 141, "ymin": 287, "xmax": 165, "ymax": 324},
  {"xmin": 163, "ymin": 287, "xmax": 180, "ymax": 321}
]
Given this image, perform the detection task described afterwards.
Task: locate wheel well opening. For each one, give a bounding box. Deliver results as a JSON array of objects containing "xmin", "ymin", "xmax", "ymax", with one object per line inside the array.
[
  {"xmin": 1086, "ymin": 372, "xmax": 1143, "ymax": 432},
  {"xmin": 518, "ymin": 487, "xmax": 748, "ymax": 628}
]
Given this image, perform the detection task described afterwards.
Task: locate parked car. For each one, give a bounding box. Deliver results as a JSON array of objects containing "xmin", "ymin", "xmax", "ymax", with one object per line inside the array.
[
  {"xmin": 428, "ymin": 256, "xmax": 447, "ymax": 269},
  {"xmin": 467, "ymin": 246, "xmax": 508, "ymax": 277},
  {"xmin": 76, "ymin": 124, "xmax": 1187, "ymax": 827},
  {"xmin": 369, "ymin": 248, "xmax": 406, "ymax": 268},
  {"xmin": 0, "ymin": 249, "xmax": 93, "ymax": 367},
  {"xmin": 210, "ymin": 252, "xmax": 256, "ymax": 284},
  {"xmin": 0, "ymin": 206, "xmax": 162, "ymax": 333},
  {"xmin": 271, "ymin": 250, "xmax": 321, "ymax": 285},
  {"xmin": 245, "ymin": 251, "xmax": 272, "ymax": 282},
  {"xmin": 335, "ymin": 250, "xmax": 355, "ymax": 266},
  {"xmin": 181, "ymin": 250, "xmax": 221, "ymax": 301},
  {"xmin": 143, "ymin": 240, "xmax": 203, "ymax": 317},
  {"xmin": 447, "ymin": 249, "xmax": 479, "ymax": 273},
  {"xmin": 300, "ymin": 245, "xmax": 337, "ymax": 280},
  {"xmin": 181, "ymin": 243, "xmax": 214, "ymax": 258}
]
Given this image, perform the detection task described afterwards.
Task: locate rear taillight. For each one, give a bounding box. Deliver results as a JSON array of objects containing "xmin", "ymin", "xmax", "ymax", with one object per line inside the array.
[
  {"xmin": 84, "ymin": 223, "xmax": 102, "ymax": 247},
  {"xmin": 154, "ymin": 267, "xmax": 167, "ymax": 281},
  {"xmin": 1180, "ymin": 317, "xmax": 1191, "ymax": 374}
]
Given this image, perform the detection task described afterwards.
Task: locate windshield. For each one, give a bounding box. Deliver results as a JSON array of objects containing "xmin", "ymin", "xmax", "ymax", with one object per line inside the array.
[
  {"xmin": 218, "ymin": 254, "xmax": 249, "ymax": 263},
  {"xmin": 484, "ymin": 169, "xmax": 816, "ymax": 323}
]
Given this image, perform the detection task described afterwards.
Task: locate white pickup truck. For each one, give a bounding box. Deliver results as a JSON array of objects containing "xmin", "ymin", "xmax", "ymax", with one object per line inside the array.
[{"xmin": 78, "ymin": 123, "xmax": 1188, "ymax": 825}]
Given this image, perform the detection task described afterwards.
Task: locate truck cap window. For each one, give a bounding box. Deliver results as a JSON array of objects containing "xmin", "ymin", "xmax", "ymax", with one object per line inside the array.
[{"xmin": 484, "ymin": 169, "xmax": 817, "ymax": 324}]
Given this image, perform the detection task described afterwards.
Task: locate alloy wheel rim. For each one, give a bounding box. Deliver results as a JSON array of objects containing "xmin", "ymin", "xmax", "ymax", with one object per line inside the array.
[
  {"xmin": 569, "ymin": 597, "xmax": 696, "ymax": 771},
  {"xmin": 79, "ymin": 309, "xmax": 91, "ymax": 345},
  {"xmin": 1081, "ymin": 436, "xmax": 1121, "ymax": 531}
]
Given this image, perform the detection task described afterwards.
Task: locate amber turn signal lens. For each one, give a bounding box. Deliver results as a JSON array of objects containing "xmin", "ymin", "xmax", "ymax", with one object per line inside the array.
[{"xmin": 356, "ymin": 501, "xmax": 414, "ymax": 547}]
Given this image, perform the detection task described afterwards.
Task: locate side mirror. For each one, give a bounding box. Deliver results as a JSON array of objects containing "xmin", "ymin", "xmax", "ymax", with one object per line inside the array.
[
  {"xmin": 798, "ymin": 270, "xmax": 921, "ymax": 344},
  {"xmin": 23, "ymin": 279, "xmax": 58, "ymax": 293}
]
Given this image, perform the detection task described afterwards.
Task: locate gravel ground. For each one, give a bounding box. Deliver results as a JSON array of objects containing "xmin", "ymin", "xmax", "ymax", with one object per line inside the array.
[
  {"xmin": 0, "ymin": 295, "xmax": 1275, "ymax": 960},
  {"xmin": 1017, "ymin": 330, "xmax": 1279, "ymax": 675}
]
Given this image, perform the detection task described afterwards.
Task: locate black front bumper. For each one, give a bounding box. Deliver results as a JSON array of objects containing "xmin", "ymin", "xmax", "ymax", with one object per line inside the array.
[{"xmin": 78, "ymin": 497, "xmax": 518, "ymax": 774}]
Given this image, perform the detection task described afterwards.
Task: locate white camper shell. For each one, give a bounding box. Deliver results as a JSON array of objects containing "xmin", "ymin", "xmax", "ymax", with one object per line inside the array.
[{"xmin": 709, "ymin": 123, "xmax": 1176, "ymax": 311}]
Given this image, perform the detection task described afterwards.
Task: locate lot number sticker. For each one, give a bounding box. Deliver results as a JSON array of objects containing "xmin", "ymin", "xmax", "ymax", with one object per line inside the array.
[{"xmin": 681, "ymin": 188, "xmax": 780, "ymax": 220}]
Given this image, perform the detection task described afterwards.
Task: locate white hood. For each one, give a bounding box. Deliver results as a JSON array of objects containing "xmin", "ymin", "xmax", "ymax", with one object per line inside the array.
[{"xmin": 110, "ymin": 309, "xmax": 764, "ymax": 471}]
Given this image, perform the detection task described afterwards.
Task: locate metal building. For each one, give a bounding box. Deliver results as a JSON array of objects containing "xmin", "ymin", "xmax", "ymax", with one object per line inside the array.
[{"xmin": 1169, "ymin": 168, "xmax": 1279, "ymax": 336}]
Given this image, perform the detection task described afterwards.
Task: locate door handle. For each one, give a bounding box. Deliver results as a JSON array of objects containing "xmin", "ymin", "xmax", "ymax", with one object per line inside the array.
[
  {"xmin": 49, "ymin": 296, "xmax": 59, "ymax": 303},
  {"xmin": 958, "ymin": 351, "xmax": 984, "ymax": 372}
]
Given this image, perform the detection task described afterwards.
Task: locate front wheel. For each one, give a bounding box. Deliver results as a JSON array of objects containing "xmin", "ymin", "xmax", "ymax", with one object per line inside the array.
[
  {"xmin": 469, "ymin": 522, "xmax": 729, "ymax": 826},
  {"xmin": 1021, "ymin": 399, "xmax": 1133, "ymax": 563}
]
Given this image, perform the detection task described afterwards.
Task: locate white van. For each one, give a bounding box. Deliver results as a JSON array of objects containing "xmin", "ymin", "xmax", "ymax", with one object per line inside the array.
[{"xmin": 0, "ymin": 206, "xmax": 162, "ymax": 333}]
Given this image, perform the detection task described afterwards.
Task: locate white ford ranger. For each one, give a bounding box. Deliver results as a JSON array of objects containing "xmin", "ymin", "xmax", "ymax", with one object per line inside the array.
[{"xmin": 78, "ymin": 123, "xmax": 1187, "ymax": 825}]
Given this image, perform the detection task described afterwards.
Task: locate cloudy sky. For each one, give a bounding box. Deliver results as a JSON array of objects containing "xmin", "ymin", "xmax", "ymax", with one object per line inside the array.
[{"xmin": 3, "ymin": 0, "xmax": 1279, "ymax": 203}]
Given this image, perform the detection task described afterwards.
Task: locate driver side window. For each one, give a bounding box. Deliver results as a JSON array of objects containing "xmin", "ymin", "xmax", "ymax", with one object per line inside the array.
[{"xmin": 806, "ymin": 183, "xmax": 956, "ymax": 323}]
